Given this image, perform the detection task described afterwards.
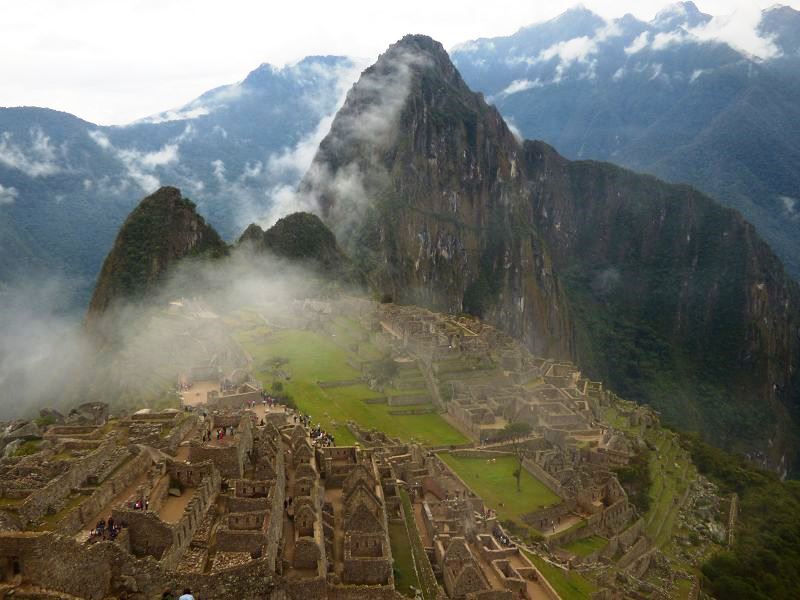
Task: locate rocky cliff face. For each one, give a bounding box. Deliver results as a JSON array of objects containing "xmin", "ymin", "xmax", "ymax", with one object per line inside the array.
[
  {"xmin": 87, "ymin": 186, "xmax": 228, "ymax": 316},
  {"xmin": 302, "ymin": 35, "xmax": 800, "ymax": 472},
  {"xmin": 301, "ymin": 35, "xmax": 573, "ymax": 359}
]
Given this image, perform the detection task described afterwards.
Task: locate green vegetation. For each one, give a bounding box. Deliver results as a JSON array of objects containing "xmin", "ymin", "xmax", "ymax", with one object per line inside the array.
[
  {"xmin": 615, "ymin": 447, "xmax": 652, "ymax": 514},
  {"xmin": 237, "ymin": 328, "xmax": 467, "ymax": 446},
  {"xmin": 388, "ymin": 520, "xmax": 421, "ymax": 597},
  {"xmin": 33, "ymin": 415, "xmax": 56, "ymax": 427},
  {"xmin": 493, "ymin": 421, "xmax": 533, "ymax": 442},
  {"xmin": 522, "ymin": 550, "xmax": 597, "ymax": 600},
  {"xmin": 563, "ymin": 535, "xmax": 607, "ymax": 558},
  {"xmin": 92, "ymin": 187, "xmax": 228, "ymax": 310},
  {"xmin": 35, "ymin": 494, "xmax": 87, "ymax": 530},
  {"xmin": 366, "ymin": 354, "xmax": 399, "ymax": 385},
  {"xmin": 399, "ymin": 489, "xmax": 439, "ymax": 600},
  {"xmin": 438, "ymin": 453, "xmax": 559, "ymax": 525},
  {"xmin": 12, "ymin": 440, "xmax": 43, "ymax": 457},
  {"xmin": 682, "ymin": 434, "xmax": 800, "ymax": 600},
  {"xmin": 641, "ymin": 427, "xmax": 695, "ymax": 548},
  {"xmin": 561, "ymin": 238, "xmax": 776, "ymax": 459}
]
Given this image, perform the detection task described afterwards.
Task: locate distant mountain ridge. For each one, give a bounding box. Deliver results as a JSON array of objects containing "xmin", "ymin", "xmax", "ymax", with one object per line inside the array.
[
  {"xmin": 0, "ymin": 56, "xmax": 357, "ymax": 305},
  {"xmin": 451, "ymin": 2, "xmax": 800, "ymax": 279}
]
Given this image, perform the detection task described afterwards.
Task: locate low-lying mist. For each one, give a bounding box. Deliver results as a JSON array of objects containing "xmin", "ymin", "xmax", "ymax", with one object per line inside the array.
[
  {"xmin": 0, "ymin": 38, "xmax": 425, "ymax": 422},
  {"xmin": 0, "ymin": 248, "xmax": 359, "ymax": 421}
]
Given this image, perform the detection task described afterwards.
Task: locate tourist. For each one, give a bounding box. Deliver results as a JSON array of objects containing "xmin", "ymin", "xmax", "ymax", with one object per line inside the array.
[{"xmin": 178, "ymin": 588, "xmax": 195, "ymax": 600}]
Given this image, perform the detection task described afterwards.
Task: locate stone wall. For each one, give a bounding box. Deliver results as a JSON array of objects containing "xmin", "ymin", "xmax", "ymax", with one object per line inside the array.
[
  {"xmin": 387, "ymin": 393, "xmax": 430, "ymax": 406},
  {"xmin": 112, "ymin": 464, "xmax": 220, "ymax": 569},
  {"xmin": 168, "ymin": 459, "xmax": 216, "ymax": 488},
  {"xmin": 327, "ymin": 583, "xmax": 407, "ymax": 600},
  {"xmin": 264, "ymin": 435, "xmax": 286, "ymax": 572},
  {"xmin": 55, "ymin": 448, "xmax": 151, "ymax": 535},
  {"xmin": 113, "ymin": 508, "xmax": 174, "ymax": 560},
  {"xmin": 0, "ymin": 530, "xmax": 279, "ymax": 600},
  {"xmin": 18, "ymin": 437, "xmax": 120, "ymax": 526},
  {"xmin": 227, "ymin": 496, "xmax": 269, "ymax": 513},
  {"xmin": 216, "ymin": 528, "xmax": 266, "ymax": 554},
  {"xmin": 521, "ymin": 457, "xmax": 565, "ymax": 498},
  {"xmin": 161, "ymin": 414, "xmax": 197, "ymax": 454},
  {"xmin": 616, "ymin": 536, "xmax": 651, "ymax": 570},
  {"xmin": 451, "ymin": 449, "xmax": 513, "ymax": 459}
]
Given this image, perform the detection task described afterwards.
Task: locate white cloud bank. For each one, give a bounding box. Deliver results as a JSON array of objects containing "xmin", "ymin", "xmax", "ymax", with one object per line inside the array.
[
  {"xmin": 0, "ymin": 183, "xmax": 19, "ymax": 205},
  {"xmin": 0, "ymin": 127, "xmax": 63, "ymax": 177},
  {"xmin": 88, "ymin": 128, "xmax": 188, "ymax": 192},
  {"xmin": 624, "ymin": 4, "xmax": 781, "ymax": 59}
]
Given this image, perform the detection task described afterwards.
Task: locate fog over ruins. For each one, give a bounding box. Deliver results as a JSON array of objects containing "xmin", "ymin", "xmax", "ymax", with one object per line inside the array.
[{"xmin": 0, "ymin": 290, "xmax": 729, "ymax": 599}]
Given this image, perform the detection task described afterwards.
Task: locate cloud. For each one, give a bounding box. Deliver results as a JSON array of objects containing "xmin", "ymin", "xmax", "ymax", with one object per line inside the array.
[
  {"xmin": 139, "ymin": 106, "xmax": 211, "ymax": 124},
  {"xmin": 689, "ymin": 4, "xmax": 780, "ymax": 59},
  {"xmin": 627, "ymin": 5, "xmax": 780, "ymax": 60},
  {"xmin": 651, "ymin": 30, "xmax": 688, "ymax": 51},
  {"xmin": 0, "ymin": 236, "xmax": 361, "ymax": 420},
  {"xmin": 89, "ymin": 129, "xmax": 184, "ymax": 192},
  {"xmin": 520, "ymin": 21, "xmax": 623, "ymax": 82},
  {"xmin": 0, "ymin": 275, "xmax": 92, "ymax": 419},
  {"xmin": 625, "ymin": 31, "xmax": 651, "ymax": 54},
  {"xmin": 211, "ymin": 159, "xmax": 226, "ymax": 182},
  {"xmin": 497, "ymin": 78, "xmax": 543, "ymax": 97},
  {"xmin": 0, "ymin": 127, "xmax": 63, "ymax": 177},
  {"xmin": 780, "ymin": 196, "xmax": 799, "ymax": 219},
  {"xmin": 0, "ymin": 183, "xmax": 18, "ymax": 205},
  {"xmin": 263, "ymin": 46, "xmax": 429, "ymax": 237},
  {"xmin": 505, "ymin": 118, "xmax": 524, "ymax": 143}
]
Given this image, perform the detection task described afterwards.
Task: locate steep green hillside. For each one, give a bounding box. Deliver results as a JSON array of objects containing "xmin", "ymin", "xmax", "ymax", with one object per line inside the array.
[{"xmin": 87, "ymin": 186, "xmax": 228, "ymax": 316}]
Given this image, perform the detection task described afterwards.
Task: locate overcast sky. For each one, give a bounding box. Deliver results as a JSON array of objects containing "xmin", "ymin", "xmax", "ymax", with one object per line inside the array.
[{"xmin": 2, "ymin": 0, "xmax": 796, "ymax": 125}]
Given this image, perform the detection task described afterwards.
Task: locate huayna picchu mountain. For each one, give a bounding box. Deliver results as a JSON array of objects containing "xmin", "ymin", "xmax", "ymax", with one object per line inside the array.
[
  {"xmin": 238, "ymin": 212, "xmax": 352, "ymax": 275},
  {"xmin": 301, "ymin": 34, "xmax": 800, "ymax": 474},
  {"xmin": 87, "ymin": 186, "xmax": 228, "ymax": 316}
]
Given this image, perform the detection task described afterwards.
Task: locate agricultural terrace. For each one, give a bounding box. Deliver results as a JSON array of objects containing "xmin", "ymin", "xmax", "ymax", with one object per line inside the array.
[
  {"xmin": 232, "ymin": 312, "xmax": 467, "ymax": 447},
  {"xmin": 522, "ymin": 550, "xmax": 598, "ymax": 600},
  {"xmin": 438, "ymin": 453, "xmax": 560, "ymax": 526}
]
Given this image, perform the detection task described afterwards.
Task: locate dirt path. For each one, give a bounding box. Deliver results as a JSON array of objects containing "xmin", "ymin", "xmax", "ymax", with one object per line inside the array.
[
  {"xmin": 543, "ymin": 513, "xmax": 582, "ymax": 537},
  {"xmin": 158, "ymin": 487, "xmax": 196, "ymax": 523}
]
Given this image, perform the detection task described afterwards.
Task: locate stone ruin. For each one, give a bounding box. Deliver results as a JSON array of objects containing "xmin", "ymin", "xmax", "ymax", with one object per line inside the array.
[{"xmin": 0, "ymin": 296, "xmax": 705, "ymax": 599}]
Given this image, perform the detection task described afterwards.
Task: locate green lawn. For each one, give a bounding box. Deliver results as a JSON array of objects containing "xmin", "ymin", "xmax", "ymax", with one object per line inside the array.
[
  {"xmin": 388, "ymin": 520, "xmax": 421, "ymax": 597},
  {"xmin": 523, "ymin": 550, "xmax": 597, "ymax": 600},
  {"xmin": 438, "ymin": 454, "xmax": 560, "ymax": 525},
  {"xmin": 563, "ymin": 535, "xmax": 607, "ymax": 557},
  {"xmin": 400, "ymin": 489, "xmax": 439, "ymax": 600},
  {"xmin": 237, "ymin": 328, "xmax": 467, "ymax": 447}
]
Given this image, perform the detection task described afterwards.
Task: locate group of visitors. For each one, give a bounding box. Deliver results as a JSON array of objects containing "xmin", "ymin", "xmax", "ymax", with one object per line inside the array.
[
  {"xmin": 90, "ymin": 516, "xmax": 124, "ymax": 541},
  {"xmin": 131, "ymin": 498, "xmax": 149, "ymax": 511},
  {"xmin": 492, "ymin": 524, "xmax": 512, "ymax": 547},
  {"xmin": 201, "ymin": 425, "xmax": 235, "ymax": 442},
  {"xmin": 310, "ymin": 426, "xmax": 335, "ymax": 448},
  {"xmin": 292, "ymin": 413, "xmax": 312, "ymax": 427}
]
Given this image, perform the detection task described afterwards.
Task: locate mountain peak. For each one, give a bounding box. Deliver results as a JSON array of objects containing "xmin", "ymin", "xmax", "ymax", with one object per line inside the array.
[
  {"xmin": 87, "ymin": 186, "xmax": 227, "ymax": 317},
  {"xmin": 377, "ymin": 34, "xmax": 456, "ymax": 77},
  {"xmin": 652, "ymin": 1, "xmax": 710, "ymax": 30}
]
